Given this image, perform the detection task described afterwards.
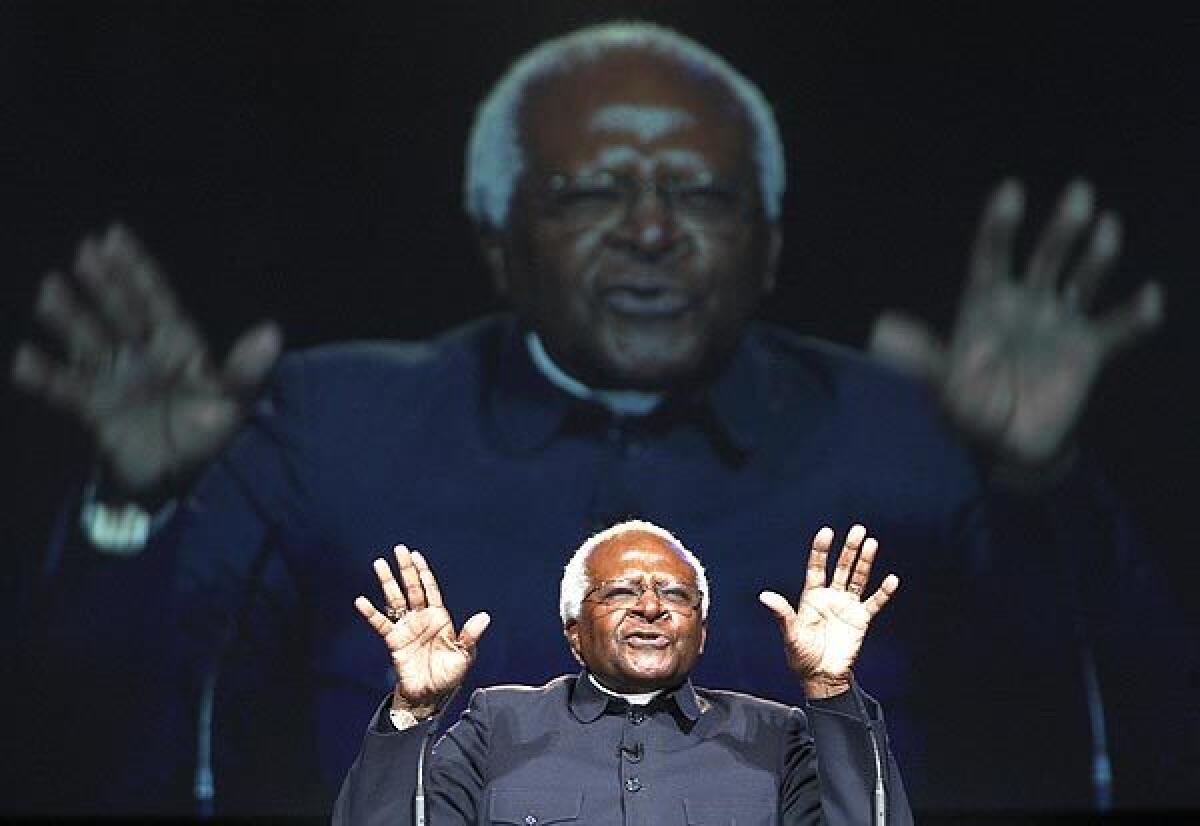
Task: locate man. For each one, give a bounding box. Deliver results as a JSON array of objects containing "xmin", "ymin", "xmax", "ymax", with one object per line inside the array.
[
  {"xmin": 11, "ymin": 21, "xmax": 1189, "ymax": 814},
  {"xmin": 334, "ymin": 520, "xmax": 912, "ymax": 825}
]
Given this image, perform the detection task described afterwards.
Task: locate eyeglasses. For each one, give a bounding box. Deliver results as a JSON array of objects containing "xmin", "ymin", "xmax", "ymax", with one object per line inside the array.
[
  {"xmin": 583, "ymin": 578, "xmax": 704, "ymax": 614},
  {"xmin": 538, "ymin": 171, "xmax": 748, "ymax": 227}
]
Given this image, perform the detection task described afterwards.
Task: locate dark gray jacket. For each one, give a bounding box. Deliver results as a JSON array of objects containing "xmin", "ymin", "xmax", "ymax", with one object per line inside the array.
[{"xmin": 334, "ymin": 673, "xmax": 912, "ymax": 826}]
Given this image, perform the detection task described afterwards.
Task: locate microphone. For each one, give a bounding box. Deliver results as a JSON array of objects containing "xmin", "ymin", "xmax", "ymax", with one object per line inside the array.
[{"xmin": 619, "ymin": 742, "xmax": 644, "ymax": 761}]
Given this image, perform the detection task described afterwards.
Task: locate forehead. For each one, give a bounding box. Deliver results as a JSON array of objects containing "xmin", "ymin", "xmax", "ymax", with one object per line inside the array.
[
  {"xmin": 520, "ymin": 50, "xmax": 754, "ymax": 177},
  {"xmin": 586, "ymin": 531, "xmax": 697, "ymax": 582}
]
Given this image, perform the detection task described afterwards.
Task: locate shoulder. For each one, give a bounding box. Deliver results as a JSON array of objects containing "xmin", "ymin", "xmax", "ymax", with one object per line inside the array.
[
  {"xmin": 459, "ymin": 677, "xmax": 575, "ymax": 739},
  {"xmin": 746, "ymin": 321, "xmax": 931, "ymax": 406},
  {"xmin": 472, "ymin": 675, "xmax": 574, "ymax": 710},
  {"xmin": 695, "ymin": 686, "xmax": 807, "ymax": 732},
  {"xmin": 274, "ymin": 315, "xmax": 512, "ymax": 392}
]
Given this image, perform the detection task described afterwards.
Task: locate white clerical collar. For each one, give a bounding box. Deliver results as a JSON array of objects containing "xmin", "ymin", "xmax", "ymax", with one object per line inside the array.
[
  {"xmin": 525, "ymin": 332, "xmax": 662, "ymax": 417},
  {"xmin": 588, "ymin": 672, "xmax": 662, "ymax": 707}
]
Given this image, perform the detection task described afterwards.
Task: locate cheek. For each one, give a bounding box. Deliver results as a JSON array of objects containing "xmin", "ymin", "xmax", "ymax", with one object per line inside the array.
[{"xmin": 527, "ymin": 233, "xmax": 604, "ymax": 311}]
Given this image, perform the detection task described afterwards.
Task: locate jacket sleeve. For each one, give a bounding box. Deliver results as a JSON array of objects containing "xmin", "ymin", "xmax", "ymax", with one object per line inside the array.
[
  {"xmin": 334, "ymin": 688, "xmax": 493, "ymax": 826},
  {"xmin": 12, "ymin": 354, "xmax": 320, "ymax": 814},
  {"xmin": 804, "ymin": 683, "xmax": 913, "ymax": 826}
]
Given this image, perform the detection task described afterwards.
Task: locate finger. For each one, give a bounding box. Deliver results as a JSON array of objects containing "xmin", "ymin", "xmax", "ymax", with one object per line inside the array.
[
  {"xmin": 846, "ymin": 536, "xmax": 878, "ymax": 595},
  {"xmin": 862, "ymin": 573, "xmax": 901, "ymax": 617},
  {"xmin": 1095, "ymin": 281, "xmax": 1165, "ymax": 355},
  {"xmin": 373, "ymin": 556, "xmax": 409, "ymax": 613},
  {"xmin": 143, "ymin": 313, "xmax": 209, "ymax": 379},
  {"xmin": 1064, "ymin": 212, "xmax": 1121, "ymax": 310},
  {"xmin": 758, "ymin": 591, "xmax": 797, "ymax": 629},
  {"xmin": 34, "ymin": 272, "xmax": 114, "ymax": 364},
  {"xmin": 1025, "ymin": 179, "xmax": 1094, "ymax": 292},
  {"xmin": 457, "ymin": 612, "xmax": 492, "ymax": 652},
  {"xmin": 868, "ymin": 311, "xmax": 947, "ymax": 383},
  {"xmin": 968, "ymin": 178, "xmax": 1023, "ymax": 290},
  {"xmin": 74, "ymin": 229, "xmax": 151, "ymax": 341},
  {"xmin": 11, "ymin": 344, "xmax": 90, "ymax": 413},
  {"xmin": 104, "ymin": 224, "xmax": 182, "ymax": 330},
  {"xmin": 354, "ymin": 595, "xmax": 394, "ymax": 637},
  {"xmin": 221, "ymin": 321, "xmax": 283, "ymax": 393},
  {"xmin": 393, "ymin": 544, "xmax": 428, "ymax": 611},
  {"xmin": 830, "ymin": 524, "xmax": 866, "ymax": 590},
  {"xmin": 111, "ymin": 227, "xmax": 213, "ymax": 373},
  {"xmin": 804, "ymin": 526, "xmax": 835, "ymax": 592},
  {"xmin": 410, "ymin": 550, "xmax": 445, "ymax": 608}
]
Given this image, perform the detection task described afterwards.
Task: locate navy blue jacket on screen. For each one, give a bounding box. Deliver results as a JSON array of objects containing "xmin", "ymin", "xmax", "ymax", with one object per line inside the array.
[{"xmin": 18, "ymin": 314, "xmax": 1194, "ymax": 814}]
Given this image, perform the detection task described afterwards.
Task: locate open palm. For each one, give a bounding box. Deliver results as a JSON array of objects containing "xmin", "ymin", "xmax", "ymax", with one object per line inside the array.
[
  {"xmin": 870, "ymin": 180, "xmax": 1164, "ymax": 469},
  {"xmin": 760, "ymin": 525, "xmax": 898, "ymax": 696},
  {"xmin": 12, "ymin": 224, "xmax": 282, "ymax": 497},
  {"xmin": 355, "ymin": 546, "xmax": 490, "ymax": 710}
]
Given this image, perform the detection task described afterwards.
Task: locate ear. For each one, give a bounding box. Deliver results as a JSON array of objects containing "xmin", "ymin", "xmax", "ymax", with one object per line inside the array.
[
  {"xmin": 477, "ymin": 230, "xmax": 510, "ymax": 296},
  {"xmin": 564, "ymin": 619, "xmax": 585, "ymax": 665},
  {"xmin": 761, "ymin": 224, "xmax": 782, "ymax": 295},
  {"xmin": 698, "ymin": 621, "xmax": 707, "ymax": 655}
]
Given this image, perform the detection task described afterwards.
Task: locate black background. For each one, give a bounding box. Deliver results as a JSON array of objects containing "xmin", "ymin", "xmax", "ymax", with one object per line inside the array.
[{"xmin": 2, "ymin": 0, "xmax": 1197, "ymax": 814}]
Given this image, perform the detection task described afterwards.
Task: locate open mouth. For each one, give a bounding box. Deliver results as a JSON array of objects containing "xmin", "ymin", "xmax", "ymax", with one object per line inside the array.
[
  {"xmin": 601, "ymin": 285, "xmax": 692, "ymax": 317},
  {"xmin": 624, "ymin": 630, "xmax": 672, "ymax": 649}
]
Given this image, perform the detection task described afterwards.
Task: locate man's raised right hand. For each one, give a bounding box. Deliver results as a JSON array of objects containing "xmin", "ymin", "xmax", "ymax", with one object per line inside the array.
[
  {"xmin": 355, "ymin": 545, "xmax": 490, "ymax": 714},
  {"xmin": 10, "ymin": 224, "xmax": 282, "ymax": 502}
]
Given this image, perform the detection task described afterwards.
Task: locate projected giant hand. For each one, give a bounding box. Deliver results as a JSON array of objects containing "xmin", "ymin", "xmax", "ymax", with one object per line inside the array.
[
  {"xmin": 870, "ymin": 179, "xmax": 1164, "ymax": 477},
  {"xmin": 11, "ymin": 224, "xmax": 282, "ymax": 501}
]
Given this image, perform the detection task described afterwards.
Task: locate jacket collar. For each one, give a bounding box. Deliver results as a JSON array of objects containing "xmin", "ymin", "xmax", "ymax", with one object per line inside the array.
[
  {"xmin": 486, "ymin": 317, "xmax": 780, "ymax": 460},
  {"xmin": 568, "ymin": 670, "xmax": 704, "ymax": 724}
]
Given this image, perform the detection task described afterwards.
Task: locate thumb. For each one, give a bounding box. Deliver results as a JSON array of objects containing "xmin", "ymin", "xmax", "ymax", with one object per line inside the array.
[
  {"xmin": 869, "ymin": 311, "xmax": 945, "ymax": 382},
  {"xmin": 223, "ymin": 321, "xmax": 283, "ymax": 392},
  {"xmin": 458, "ymin": 612, "xmax": 491, "ymax": 652},
  {"xmin": 758, "ymin": 591, "xmax": 795, "ymax": 630}
]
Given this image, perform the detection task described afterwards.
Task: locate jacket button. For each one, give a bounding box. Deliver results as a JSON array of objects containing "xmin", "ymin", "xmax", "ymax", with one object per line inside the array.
[
  {"xmin": 629, "ymin": 708, "xmax": 646, "ymax": 725},
  {"xmin": 624, "ymin": 777, "xmax": 642, "ymax": 792},
  {"xmin": 524, "ymin": 816, "xmax": 537, "ymax": 825}
]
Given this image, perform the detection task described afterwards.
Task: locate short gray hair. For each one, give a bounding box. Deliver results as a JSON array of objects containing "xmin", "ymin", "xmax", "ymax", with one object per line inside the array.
[
  {"xmin": 559, "ymin": 519, "xmax": 710, "ymax": 626},
  {"xmin": 464, "ymin": 21, "xmax": 786, "ymax": 230}
]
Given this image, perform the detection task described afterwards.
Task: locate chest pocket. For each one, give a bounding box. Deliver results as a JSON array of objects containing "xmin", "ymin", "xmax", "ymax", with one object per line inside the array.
[
  {"xmin": 487, "ymin": 788, "xmax": 583, "ymax": 825},
  {"xmin": 683, "ymin": 797, "xmax": 776, "ymax": 826}
]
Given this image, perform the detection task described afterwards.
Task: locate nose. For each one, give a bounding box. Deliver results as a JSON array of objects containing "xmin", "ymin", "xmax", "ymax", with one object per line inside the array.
[
  {"xmin": 629, "ymin": 586, "xmax": 668, "ymax": 620},
  {"xmin": 611, "ymin": 185, "xmax": 684, "ymax": 261}
]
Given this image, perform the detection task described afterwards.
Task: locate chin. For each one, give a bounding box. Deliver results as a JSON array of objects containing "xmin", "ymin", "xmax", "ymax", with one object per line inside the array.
[{"xmin": 593, "ymin": 342, "xmax": 708, "ymax": 390}]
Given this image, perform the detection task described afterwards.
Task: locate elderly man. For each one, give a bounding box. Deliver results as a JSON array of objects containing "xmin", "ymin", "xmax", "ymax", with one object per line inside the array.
[
  {"xmin": 12, "ymin": 21, "xmax": 1188, "ymax": 815},
  {"xmin": 334, "ymin": 521, "xmax": 911, "ymax": 825}
]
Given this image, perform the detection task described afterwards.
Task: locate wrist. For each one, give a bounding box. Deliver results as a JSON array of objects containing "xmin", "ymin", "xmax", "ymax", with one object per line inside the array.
[
  {"xmin": 390, "ymin": 691, "xmax": 441, "ymax": 721},
  {"xmin": 802, "ymin": 674, "xmax": 851, "ymax": 699},
  {"xmin": 987, "ymin": 442, "xmax": 1079, "ymax": 494}
]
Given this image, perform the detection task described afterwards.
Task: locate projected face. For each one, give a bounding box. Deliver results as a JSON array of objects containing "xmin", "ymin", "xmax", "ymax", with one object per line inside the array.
[{"xmin": 496, "ymin": 50, "xmax": 778, "ymax": 391}]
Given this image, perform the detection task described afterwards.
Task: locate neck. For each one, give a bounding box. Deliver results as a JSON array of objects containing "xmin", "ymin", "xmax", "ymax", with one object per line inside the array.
[
  {"xmin": 587, "ymin": 672, "xmax": 665, "ymax": 706},
  {"xmin": 526, "ymin": 332, "xmax": 662, "ymax": 416}
]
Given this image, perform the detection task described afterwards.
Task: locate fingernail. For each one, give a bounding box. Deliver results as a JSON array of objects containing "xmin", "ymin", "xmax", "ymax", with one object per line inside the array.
[
  {"xmin": 1140, "ymin": 283, "xmax": 1165, "ymax": 323},
  {"xmin": 1094, "ymin": 214, "xmax": 1120, "ymax": 255},
  {"xmin": 995, "ymin": 181, "xmax": 1023, "ymax": 216},
  {"xmin": 12, "ymin": 346, "xmax": 34, "ymax": 379},
  {"xmin": 36, "ymin": 277, "xmax": 61, "ymax": 312},
  {"xmin": 1065, "ymin": 180, "xmax": 1094, "ymax": 221}
]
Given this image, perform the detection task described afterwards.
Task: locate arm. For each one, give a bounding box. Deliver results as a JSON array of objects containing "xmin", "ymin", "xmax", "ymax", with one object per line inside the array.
[
  {"xmin": 11, "ymin": 224, "xmax": 282, "ymax": 507},
  {"xmin": 761, "ymin": 524, "xmax": 913, "ymax": 825},
  {"xmin": 335, "ymin": 548, "xmax": 491, "ymax": 824},
  {"xmin": 870, "ymin": 179, "xmax": 1162, "ymax": 480},
  {"xmin": 12, "ymin": 345, "xmax": 317, "ymax": 813}
]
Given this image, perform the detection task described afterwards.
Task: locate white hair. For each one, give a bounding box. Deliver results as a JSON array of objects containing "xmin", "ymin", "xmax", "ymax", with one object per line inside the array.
[
  {"xmin": 465, "ymin": 21, "xmax": 786, "ymax": 230},
  {"xmin": 558, "ymin": 519, "xmax": 710, "ymax": 626}
]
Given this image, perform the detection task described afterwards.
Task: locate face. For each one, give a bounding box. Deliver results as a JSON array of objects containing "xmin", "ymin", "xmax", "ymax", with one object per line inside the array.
[
  {"xmin": 565, "ymin": 530, "xmax": 706, "ymax": 693},
  {"xmin": 488, "ymin": 50, "xmax": 780, "ymax": 391}
]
